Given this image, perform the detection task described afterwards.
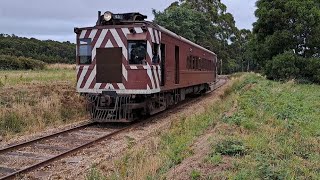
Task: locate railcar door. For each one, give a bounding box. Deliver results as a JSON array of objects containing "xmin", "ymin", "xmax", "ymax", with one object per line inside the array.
[
  {"xmin": 175, "ymin": 46, "xmax": 180, "ymax": 84},
  {"xmin": 160, "ymin": 43, "xmax": 166, "ymax": 86}
]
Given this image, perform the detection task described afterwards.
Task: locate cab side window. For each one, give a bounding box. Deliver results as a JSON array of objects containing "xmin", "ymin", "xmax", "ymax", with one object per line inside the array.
[{"xmin": 78, "ymin": 38, "xmax": 92, "ymax": 65}]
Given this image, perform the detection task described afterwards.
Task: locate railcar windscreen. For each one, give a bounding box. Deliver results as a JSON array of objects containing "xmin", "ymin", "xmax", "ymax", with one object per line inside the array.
[
  {"xmin": 79, "ymin": 38, "xmax": 92, "ymax": 65},
  {"xmin": 128, "ymin": 40, "xmax": 147, "ymax": 65}
]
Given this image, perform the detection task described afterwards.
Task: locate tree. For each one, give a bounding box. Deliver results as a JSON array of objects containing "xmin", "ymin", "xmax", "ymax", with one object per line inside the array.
[
  {"xmin": 252, "ymin": 0, "xmax": 320, "ymax": 82},
  {"xmin": 253, "ymin": 0, "xmax": 320, "ymax": 65},
  {"xmin": 0, "ymin": 34, "xmax": 75, "ymax": 64},
  {"xmin": 153, "ymin": 3, "xmax": 212, "ymax": 47},
  {"xmin": 154, "ymin": 1, "xmax": 252, "ymax": 74}
]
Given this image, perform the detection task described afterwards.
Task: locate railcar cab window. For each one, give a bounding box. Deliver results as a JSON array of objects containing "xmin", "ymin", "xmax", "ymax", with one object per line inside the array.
[
  {"xmin": 78, "ymin": 38, "xmax": 92, "ymax": 65},
  {"xmin": 128, "ymin": 41, "xmax": 147, "ymax": 65}
]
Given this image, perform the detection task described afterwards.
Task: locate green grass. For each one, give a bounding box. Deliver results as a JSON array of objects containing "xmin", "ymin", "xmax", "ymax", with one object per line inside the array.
[
  {"xmin": 0, "ymin": 69, "xmax": 75, "ymax": 86},
  {"xmin": 88, "ymin": 73, "xmax": 320, "ymax": 179},
  {"xmin": 222, "ymin": 74, "xmax": 320, "ymax": 179},
  {"xmin": 190, "ymin": 169, "xmax": 201, "ymax": 180}
]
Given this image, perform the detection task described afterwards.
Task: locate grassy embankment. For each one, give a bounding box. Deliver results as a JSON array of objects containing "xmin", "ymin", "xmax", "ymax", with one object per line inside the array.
[
  {"xmin": 87, "ymin": 73, "xmax": 320, "ymax": 179},
  {"xmin": 0, "ymin": 65, "xmax": 86, "ymax": 139}
]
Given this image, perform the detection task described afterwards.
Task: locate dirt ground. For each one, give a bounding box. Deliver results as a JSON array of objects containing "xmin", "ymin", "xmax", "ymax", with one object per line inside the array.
[
  {"xmin": 166, "ymin": 123, "xmax": 235, "ymax": 180},
  {"xmin": 2, "ymin": 78, "xmax": 231, "ymax": 180}
]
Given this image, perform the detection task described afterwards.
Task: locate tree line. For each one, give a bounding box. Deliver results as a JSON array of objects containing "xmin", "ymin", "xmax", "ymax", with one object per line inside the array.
[
  {"xmin": 0, "ymin": 34, "xmax": 75, "ymax": 65},
  {"xmin": 153, "ymin": 0, "xmax": 320, "ymax": 83}
]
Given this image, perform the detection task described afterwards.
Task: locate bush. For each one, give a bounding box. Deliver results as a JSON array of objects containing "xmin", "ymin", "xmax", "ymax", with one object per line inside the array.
[
  {"xmin": 215, "ymin": 139, "xmax": 246, "ymax": 156},
  {"xmin": 264, "ymin": 52, "xmax": 320, "ymax": 84},
  {"xmin": 265, "ymin": 51, "xmax": 302, "ymax": 81},
  {"xmin": 305, "ymin": 57, "xmax": 320, "ymax": 83},
  {"xmin": 0, "ymin": 55, "xmax": 46, "ymax": 70}
]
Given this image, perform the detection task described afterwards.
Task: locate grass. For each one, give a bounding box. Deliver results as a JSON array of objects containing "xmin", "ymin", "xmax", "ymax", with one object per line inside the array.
[
  {"xmin": 190, "ymin": 169, "xmax": 201, "ymax": 180},
  {"xmin": 0, "ymin": 68, "xmax": 86, "ymax": 138},
  {"xmin": 87, "ymin": 73, "xmax": 320, "ymax": 179},
  {"xmin": 0, "ymin": 68, "xmax": 75, "ymax": 86}
]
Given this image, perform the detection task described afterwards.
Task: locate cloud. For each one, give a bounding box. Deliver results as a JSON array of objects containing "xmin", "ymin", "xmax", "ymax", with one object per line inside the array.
[
  {"xmin": 0, "ymin": 0, "xmax": 256, "ymax": 42},
  {"xmin": 221, "ymin": 0, "xmax": 257, "ymax": 30}
]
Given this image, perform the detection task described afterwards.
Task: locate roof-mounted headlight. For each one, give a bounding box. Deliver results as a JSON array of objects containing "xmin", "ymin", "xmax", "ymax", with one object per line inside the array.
[{"xmin": 103, "ymin": 11, "xmax": 112, "ymax": 21}]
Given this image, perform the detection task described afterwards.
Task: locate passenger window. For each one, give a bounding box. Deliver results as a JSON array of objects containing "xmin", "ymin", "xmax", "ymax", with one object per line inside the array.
[
  {"xmin": 78, "ymin": 38, "xmax": 92, "ymax": 65},
  {"xmin": 152, "ymin": 43, "xmax": 160, "ymax": 64},
  {"xmin": 128, "ymin": 40, "xmax": 147, "ymax": 65}
]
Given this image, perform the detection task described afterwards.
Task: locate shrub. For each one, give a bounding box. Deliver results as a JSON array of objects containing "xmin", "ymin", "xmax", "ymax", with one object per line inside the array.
[
  {"xmin": 264, "ymin": 51, "xmax": 320, "ymax": 84},
  {"xmin": 265, "ymin": 51, "xmax": 302, "ymax": 81},
  {"xmin": 305, "ymin": 57, "xmax": 320, "ymax": 83},
  {"xmin": 0, "ymin": 55, "xmax": 46, "ymax": 70},
  {"xmin": 215, "ymin": 139, "xmax": 246, "ymax": 156},
  {"xmin": 0, "ymin": 112, "xmax": 25, "ymax": 134}
]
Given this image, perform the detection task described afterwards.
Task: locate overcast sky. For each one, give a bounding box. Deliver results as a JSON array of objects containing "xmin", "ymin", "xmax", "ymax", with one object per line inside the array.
[{"xmin": 0, "ymin": 0, "xmax": 256, "ymax": 42}]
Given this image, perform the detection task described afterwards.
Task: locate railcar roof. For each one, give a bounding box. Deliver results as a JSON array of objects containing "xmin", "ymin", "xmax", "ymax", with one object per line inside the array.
[{"xmin": 76, "ymin": 21, "xmax": 216, "ymax": 56}]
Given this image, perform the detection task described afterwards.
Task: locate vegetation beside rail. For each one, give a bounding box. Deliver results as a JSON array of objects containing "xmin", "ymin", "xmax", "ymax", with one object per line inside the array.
[
  {"xmin": 86, "ymin": 73, "xmax": 320, "ymax": 179},
  {"xmin": 0, "ymin": 34, "xmax": 75, "ymax": 64},
  {"xmin": 0, "ymin": 68, "xmax": 86, "ymax": 139}
]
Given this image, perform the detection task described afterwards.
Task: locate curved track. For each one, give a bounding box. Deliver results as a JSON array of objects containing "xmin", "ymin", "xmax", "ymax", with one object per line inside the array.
[{"xmin": 0, "ymin": 78, "xmax": 227, "ymax": 180}]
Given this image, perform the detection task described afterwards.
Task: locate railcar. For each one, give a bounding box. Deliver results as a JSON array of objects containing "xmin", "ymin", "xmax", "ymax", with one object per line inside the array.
[{"xmin": 74, "ymin": 11, "xmax": 217, "ymax": 122}]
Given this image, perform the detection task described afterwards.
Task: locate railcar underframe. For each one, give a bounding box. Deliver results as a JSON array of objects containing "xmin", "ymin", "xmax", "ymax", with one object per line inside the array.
[{"xmin": 85, "ymin": 83, "xmax": 211, "ymax": 122}]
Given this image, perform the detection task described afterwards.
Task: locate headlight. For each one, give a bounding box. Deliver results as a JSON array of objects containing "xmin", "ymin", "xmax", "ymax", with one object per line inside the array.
[{"xmin": 103, "ymin": 11, "xmax": 112, "ymax": 21}]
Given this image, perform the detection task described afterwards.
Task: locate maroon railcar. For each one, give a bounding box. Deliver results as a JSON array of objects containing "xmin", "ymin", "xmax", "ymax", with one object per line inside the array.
[{"xmin": 74, "ymin": 11, "xmax": 217, "ymax": 122}]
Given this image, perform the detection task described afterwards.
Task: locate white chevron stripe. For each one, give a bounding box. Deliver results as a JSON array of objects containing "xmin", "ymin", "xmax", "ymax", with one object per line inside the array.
[
  {"xmin": 122, "ymin": 64, "xmax": 128, "ymax": 81},
  {"xmin": 147, "ymin": 41, "xmax": 153, "ymax": 61},
  {"xmin": 77, "ymin": 68, "xmax": 87, "ymax": 88},
  {"xmin": 105, "ymin": 39, "xmax": 113, "ymax": 48},
  {"xmin": 94, "ymin": 83, "xmax": 102, "ymax": 89},
  {"xmin": 154, "ymin": 30, "xmax": 159, "ymax": 44},
  {"xmin": 134, "ymin": 27, "xmax": 143, "ymax": 33},
  {"xmin": 130, "ymin": 66, "xmax": 138, "ymax": 69},
  {"xmin": 106, "ymin": 84, "xmax": 114, "ymax": 89},
  {"xmin": 84, "ymin": 29, "xmax": 108, "ymax": 89},
  {"xmin": 79, "ymin": 30, "xmax": 87, "ymax": 39},
  {"xmin": 121, "ymin": 28, "xmax": 130, "ymax": 37},
  {"xmin": 89, "ymin": 29, "xmax": 98, "ymax": 39},
  {"xmin": 92, "ymin": 29, "xmax": 108, "ymax": 62},
  {"xmin": 117, "ymin": 83, "xmax": 125, "ymax": 89},
  {"xmin": 157, "ymin": 65, "xmax": 161, "ymax": 85},
  {"xmin": 148, "ymin": 28, "xmax": 155, "ymax": 43},
  {"xmin": 146, "ymin": 66, "xmax": 155, "ymax": 89},
  {"xmin": 110, "ymin": 29, "xmax": 128, "ymax": 60},
  {"xmin": 153, "ymin": 66, "xmax": 160, "ymax": 89}
]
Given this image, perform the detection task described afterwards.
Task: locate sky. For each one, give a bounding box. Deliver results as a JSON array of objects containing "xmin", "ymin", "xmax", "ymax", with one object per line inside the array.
[{"xmin": 0, "ymin": 0, "xmax": 256, "ymax": 43}]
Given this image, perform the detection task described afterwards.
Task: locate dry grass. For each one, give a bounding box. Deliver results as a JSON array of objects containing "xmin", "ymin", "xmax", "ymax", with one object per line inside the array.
[
  {"xmin": 0, "ymin": 69, "xmax": 86, "ymax": 139},
  {"xmin": 47, "ymin": 63, "xmax": 76, "ymax": 70}
]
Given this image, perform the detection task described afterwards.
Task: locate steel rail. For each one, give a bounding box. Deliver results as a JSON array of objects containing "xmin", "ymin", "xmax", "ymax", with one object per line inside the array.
[
  {"xmin": 0, "ymin": 123, "xmax": 140, "ymax": 180},
  {"xmin": 0, "ymin": 122, "xmax": 96, "ymax": 154}
]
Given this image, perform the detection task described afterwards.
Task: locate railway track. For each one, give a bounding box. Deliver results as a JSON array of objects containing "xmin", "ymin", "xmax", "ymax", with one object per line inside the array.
[
  {"xmin": 0, "ymin": 78, "xmax": 227, "ymax": 180},
  {"xmin": 0, "ymin": 122, "xmax": 133, "ymax": 180}
]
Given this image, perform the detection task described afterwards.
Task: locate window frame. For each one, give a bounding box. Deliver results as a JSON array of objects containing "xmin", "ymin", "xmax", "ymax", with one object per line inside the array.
[
  {"xmin": 128, "ymin": 40, "xmax": 147, "ymax": 65},
  {"xmin": 78, "ymin": 38, "xmax": 92, "ymax": 65}
]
